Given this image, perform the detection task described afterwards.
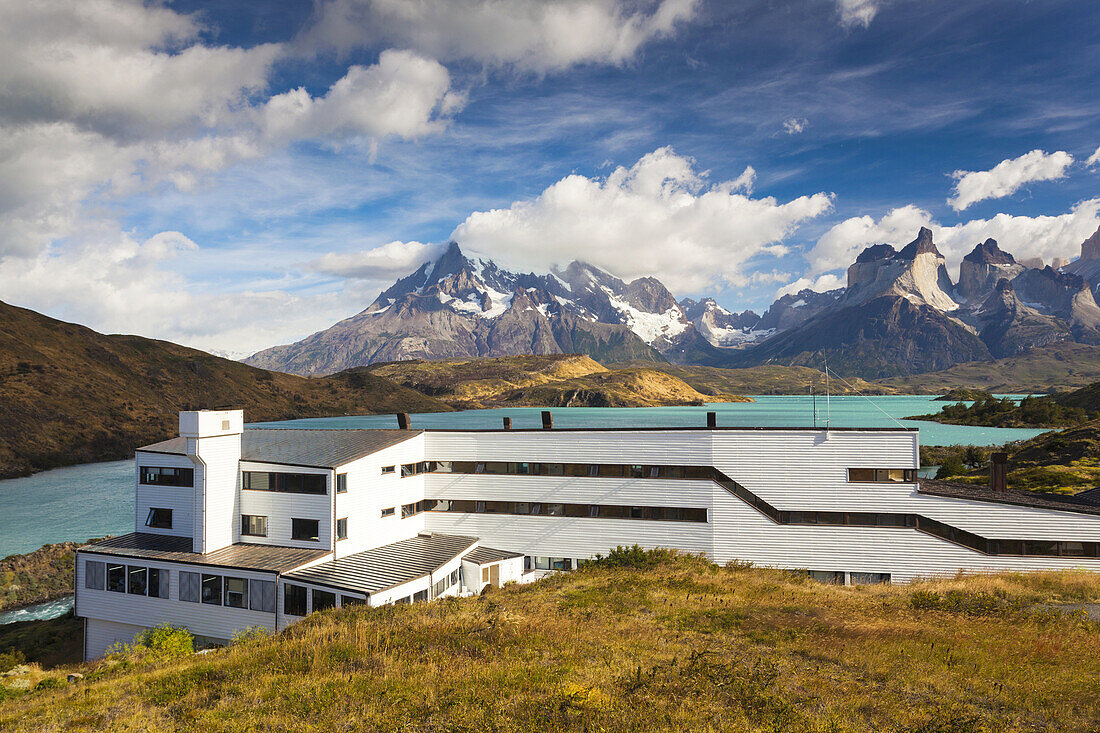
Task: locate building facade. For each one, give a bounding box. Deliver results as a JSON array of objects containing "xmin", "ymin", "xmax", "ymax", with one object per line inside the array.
[{"xmin": 75, "ymin": 409, "xmax": 1100, "ymax": 659}]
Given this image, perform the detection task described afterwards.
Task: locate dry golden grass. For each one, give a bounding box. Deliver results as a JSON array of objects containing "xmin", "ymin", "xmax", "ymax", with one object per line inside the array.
[{"xmin": 3, "ymin": 558, "xmax": 1099, "ymax": 732}]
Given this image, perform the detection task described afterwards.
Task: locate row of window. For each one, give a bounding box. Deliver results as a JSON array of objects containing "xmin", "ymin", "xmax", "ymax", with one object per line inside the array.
[
  {"xmin": 847, "ymin": 469, "xmax": 916, "ymax": 483},
  {"xmin": 139, "ymin": 466, "xmax": 193, "ymax": 487},
  {"xmin": 241, "ymin": 515, "xmax": 320, "ymax": 542},
  {"xmin": 283, "ymin": 584, "xmax": 366, "ymax": 616},
  {"xmin": 242, "ymin": 471, "xmax": 327, "ymax": 495},
  {"xmin": 803, "ymin": 570, "xmax": 891, "ymax": 585},
  {"xmin": 526, "ymin": 556, "xmax": 574, "ymax": 571},
  {"xmin": 401, "ymin": 499, "xmax": 433, "ymax": 518},
  {"xmin": 85, "ymin": 561, "xmax": 169, "ymax": 598},
  {"xmin": 429, "ymin": 499, "xmax": 708, "ymax": 523},
  {"xmin": 179, "ymin": 571, "xmax": 277, "ymax": 612},
  {"xmin": 432, "ymin": 568, "xmax": 460, "ymax": 598}
]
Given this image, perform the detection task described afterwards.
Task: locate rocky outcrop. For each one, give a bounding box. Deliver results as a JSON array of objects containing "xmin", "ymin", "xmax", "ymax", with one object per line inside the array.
[
  {"xmin": 977, "ymin": 279, "xmax": 1071, "ymax": 358},
  {"xmin": 1061, "ymin": 225, "xmax": 1100, "ymax": 290},
  {"xmin": 679, "ymin": 298, "xmax": 762, "ymax": 347},
  {"xmin": 957, "ymin": 239, "xmax": 1024, "ymax": 303},
  {"xmin": 842, "ymin": 228, "xmax": 958, "ymax": 311},
  {"xmin": 1010, "ymin": 267, "xmax": 1100, "ymax": 344},
  {"xmin": 755, "ymin": 288, "xmax": 842, "ymax": 332}
]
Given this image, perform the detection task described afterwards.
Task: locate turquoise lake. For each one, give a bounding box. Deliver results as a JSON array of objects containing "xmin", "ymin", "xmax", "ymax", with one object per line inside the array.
[{"xmin": 0, "ymin": 395, "xmax": 1044, "ymax": 562}]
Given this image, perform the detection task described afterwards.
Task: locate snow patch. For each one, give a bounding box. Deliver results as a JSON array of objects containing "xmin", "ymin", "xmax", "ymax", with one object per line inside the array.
[
  {"xmin": 790, "ymin": 299, "xmax": 807, "ymax": 308},
  {"xmin": 599, "ymin": 285, "xmax": 688, "ymax": 344}
]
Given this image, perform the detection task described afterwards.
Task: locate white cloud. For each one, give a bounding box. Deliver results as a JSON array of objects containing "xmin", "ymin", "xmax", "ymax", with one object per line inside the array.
[
  {"xmin": 262, "ymin": 50, "xmax": 462, "ymax": 144},
  {"xmin": 1088, "ymin": 145, "xmax": 1100, "ymax": 167},
  {"xmin": 948, "ymin": 149, "xmax": 1075, "ymax": 211},
  {"xmin": 836, "ymin": 0, "xmax": 880, "ymax": 28},
  {"xmin": 782, "ymin": 117, "xmax": 807, "ymax": 135},
  {"xmin": 302, "ymin": 0, "xmax": 699, "ymax": 72},
  {"xmin": 452, "ymin": 147, "xmax": 833, "ymax": 292},
  {"xmin": 310, "ymin": 240, "xmax": 445, "ymax": 280},
  {"xmin": 805, "ymin": 199, "xmax": 1100, "ymax": 282},
  {"xmin": 776, "ymin": 272, "xmax": 845, "ymax": 299}
]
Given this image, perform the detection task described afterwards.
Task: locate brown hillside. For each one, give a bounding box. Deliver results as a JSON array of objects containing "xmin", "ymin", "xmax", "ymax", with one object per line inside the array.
[
  {"xmin": 495, "ymin": 368, "xmax": 752, "ymax": 407},
  {"xmin": 0, "ymin": 300, "xmax": 451, "ymax": 478}
]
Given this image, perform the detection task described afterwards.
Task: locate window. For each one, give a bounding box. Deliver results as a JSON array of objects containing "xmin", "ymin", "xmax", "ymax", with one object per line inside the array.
[
  {"xmin": 336, "ymin": 517, "xmax": 348, "ymax": 541},
  {"xmin": 433, "ymin": 578, "xmax": 447, "ymax": 597},
  {"xmin": 144, "ymin": 507, "xmax": 173, "ymax": 529},
  {"xmin": 341, "ymin": 596, "xmax": 367, "ymax": 607},
  {"xmin": 128, "ymin": 566, "xmax": 148, "ymax": 595},
  {"xmin": 807, "ymin": 571, "xmax": 845, "ymax": 585},
  {"xmin": 241, "ymin": 514, "xmax": 268, "ymax": 537},
  {"xmin": 180, "ymin": 571, "xmax": 200, "ymax": 603},
  {"xmin": 429, "ymin": 498, "xmax": 708, "ymax": 523},
  {"xmin": 149, "ymin": 568, "xmax": 169, "ymax": 599},
  {"xmin": 221, "ymin": 420, "xmax": 231, "ymax": 431},
  {"xmin": 401, "ymin": 503, "xmax": 417, "ymax": 519},
  {"xmin": 412, "ymin": 589, "xmax": 428, "ymax": 603},
  {"xmin": 292, "ymin": 518, "xmax": 320, "ymax": 542},
  {"xmin": 850, "ymin": 572, "xmax": 890, "ymax": 585},
  {"xmin": 312, "ymin": 589, "xmax": 336, "ymax": 612},
  {"xmin": 107, "ymin": 564, "xmax": 126, "ymax": 593},
  {"xmin": 393, "ymin": 596, "xmax": 411, "ymax": 605},
  {"xmin": 284, "ymin": 584, "xmax": 307, "ymax": 616},
  {"xmin": 401, "ymin": 463, "xmax": 416, "ymax": 478},
  {"xmin": 336, "ymin": 473, "xmax": 348, "ymax": 494},
  {"xmin": 250, "ymin": 580, "xmax": 276, "ymax": 613},
  {"xmin": 381, "ymin": 465, "xmax": 395, "ymax": 475},
  {"xmin": 481, "ymin": 566, "xmax": 490, "ymax": 583},
  {"xmin": 381, "ymin": 507, "xmax": 395, "ymax": 518},
  {"xmin": 85, "ymin": 560, "xmax": 105, "ymax": 590},
  {"xmin": 224, "ymin": 577, "xmax": 248, "ymax": 608},
  {"xmin": 201, "ymin": 574, "xmax": 223, "ymax": 605},
  {"xmin": 242, "ymin": 471, "xmax": 327, "ymax": 495},
  {"xmin": 449, "ymin": 569, "xmax": 459, "ymax": 585},
  {"xmin": 848, "ymin": 468, "xmax": 916, "ymax": 483},
  {"xmin": 139, "ymin": 466, "xmax": 194, "ymax": 487}
]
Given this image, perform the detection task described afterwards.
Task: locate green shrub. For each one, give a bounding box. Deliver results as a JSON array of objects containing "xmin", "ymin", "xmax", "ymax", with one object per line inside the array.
[
  {"xmin": 34, "ymin": 677, "xmax": 63, "ymax": 690},
  {"xmin": 0, "ymin": 649, "xmax": 25, "ymax": 674},
  {"xmin": 111, "ymin": 624, "xmax": 193, "ymax": 661},
  {"xmin": 588, "ymin": 545, "xmax": 679, "ymax": 569}
]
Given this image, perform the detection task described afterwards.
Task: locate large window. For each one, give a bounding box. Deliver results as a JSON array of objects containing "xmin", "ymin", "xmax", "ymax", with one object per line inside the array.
[
  {"xmin": 243, "ymin": 471, "xmax": 327, "ymax": 495},
  {"xmin": 847, "ymin": 468, "xmax": 916, "ymax": 483},
  {"xmin": 284, "ymin": 583, "xmax": 307, "ymax": 616},
  {"xmin": 144, "ymin": 507, "xmax": 173, "ymax": 529},
  {"xmin": 180, "ymin": 571, "xmax": 200, "ymax": 603},
  {"xmin": 224, "ymin": 577, "xmax": 248, "ymax": 608},
  {"xmin": 128, "ymin": 566, "xmax": 148, "ymax": 595},
  {"xmin": 91, "ymin": 561, "xmax": 167, "ymax": 598},
  {"xmin": 107, "ymin": 564, "xmax": 126, "ymax": 593},
  {"xmin": 291, "ymin": 518, "xmax": 320, "ymax": 541},
  {"xmin": 250, "ymin": 580, "xmax": 277, "ymax": 613},
  {"xmin": 149, "ymin": 568, "xmax": 168, "ymax": 598},
  {"xmin": 201, "ymin": 574, "xmax": 223, "ymax": 605},
  {"xmin": 312, "ymin": 589, "xmax": 336, "ymax": 612},
  {"xmin": 428, "ymin": 499, "xmax": 707, "ymax": 523},
  {"xmin": 241, "ymin": 514, "xmax": 268, "ymax": 537},
  {"xmin": 140, "ymin": 466, "xmax": 194, "ymax": 487},
  {"xmin": 85, "ymin": 560, "xmax": 105, "ymax": 590}
]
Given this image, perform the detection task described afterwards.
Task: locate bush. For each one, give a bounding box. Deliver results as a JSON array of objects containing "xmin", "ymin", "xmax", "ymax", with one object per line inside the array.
[
  {"xmin": 588, "ymin": 545, "xmax": 679, "ymax": 569},
  {"xmin": 0, "ymin": 649, "xmax": 25, "ymax": 674},
  {"xmin": 111, "ymin": 624, "xmax": 193, "ymax": 661},
  {"xmin": 35, "ymin": 677, "xmax": 63, "ymax": 690}
]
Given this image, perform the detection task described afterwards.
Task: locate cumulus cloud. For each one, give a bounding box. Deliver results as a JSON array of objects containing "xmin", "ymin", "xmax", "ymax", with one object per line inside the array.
[
  {"xmin": 782, "ymin": 117, "xmax": 807, "ymax": 135},
  {"xmin": 302, "ymin": 0, "xmax": 699, "ymax": 72},
  {"xmin": 1088, "ymin": 145, "xmax": 1100, "ymax": 167},
  {"xmin": 836, "ymin": 0, "xmax": 880, "ymax": 28},
  {"xmin": 775, "ymin": 272, "xmax": 845, "ymax": 299},
  {"xmin": 948, "ymin": 149, "xmax": 1075, "ymax": 211},
  {"xmin": 310, "ymin": 240, "xmax": 445, "ymax": 280},
  {"xmin": 804, "ymin": 199, "xmax": 1100, "ymax": 283},
  {"xmin": 451, "ymin": 147, "xmax": 833, "ymax": 292}
]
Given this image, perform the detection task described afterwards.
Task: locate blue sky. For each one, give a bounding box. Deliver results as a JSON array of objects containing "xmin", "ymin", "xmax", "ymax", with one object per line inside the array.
[{"xmin": 0, "ymin": 0, "xmax": 1097, "ymax": 356}]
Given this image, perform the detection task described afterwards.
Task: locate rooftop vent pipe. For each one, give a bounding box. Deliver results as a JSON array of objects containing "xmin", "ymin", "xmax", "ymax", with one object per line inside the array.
[
  {"xmin": 991, "ymin": 452, "xmax": 1008, "ymax": 492},
  {"xmin": 707, "ymin": 411, "xmax": 717, "ymax": 428},
  {"xmin": 502, "ymin": 417, "xmax": 512, "ymax": 430},
  {"xmin": 396, "ymin": 413, "xmax": 410, "ymax": 430},
  {"xmin": 541, "ymin": 411, "xmax": 553, "ymax": 430}
]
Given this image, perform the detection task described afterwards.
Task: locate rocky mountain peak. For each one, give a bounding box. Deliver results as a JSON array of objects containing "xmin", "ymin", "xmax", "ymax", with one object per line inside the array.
[
  {"xmin": 896, "ymin": 227, "xmax": 941, "ymax": 260},
  {"xmin": 1081, "ymin": 225, "xmax": 1100, "ymax": 261},
  {"xmin": 964, "ymin": 238, "xmax": 1016, "ymax": 265},
  {"xmin": 855, "ymin": 243, "xmax": 896, "ymax": 263}
]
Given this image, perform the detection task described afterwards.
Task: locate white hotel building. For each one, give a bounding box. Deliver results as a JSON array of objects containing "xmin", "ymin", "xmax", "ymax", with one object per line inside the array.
[{"xmin": 75, "ymin": 409, "xmax": 1100, "ymax": 659}]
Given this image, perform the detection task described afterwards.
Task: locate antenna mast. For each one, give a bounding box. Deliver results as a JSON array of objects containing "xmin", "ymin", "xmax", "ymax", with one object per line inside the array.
[
  {"xmin": 824, "ymin": 354, "xmax": 831, "ymax": 429},
  {"xmin": 810, "ymin": 384, "xmax": 817, "ymax": 428}
]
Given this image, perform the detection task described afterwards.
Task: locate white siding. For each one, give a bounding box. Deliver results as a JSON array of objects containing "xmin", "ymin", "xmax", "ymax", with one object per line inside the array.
[
  {"xmin": 194, "ymin": 433, "xmax": 243, "ymax": 553},
  {"xmin": 85, "ymin": 619, "xmax": 147, "ymax": 660},
  {"xmin": 133, "ymin": 451, "xmax": 195, "ymax": 539},
  {"xmin": 239, "ymin": 461, "xmax": 333, "ymax": 551},
  {"xmin": 332, "ymin": 434, "xmax": 427, "ymax": 558},
  {"xmin": 76, "ymin": 551, "xmax": 279, "ymax": 657}
]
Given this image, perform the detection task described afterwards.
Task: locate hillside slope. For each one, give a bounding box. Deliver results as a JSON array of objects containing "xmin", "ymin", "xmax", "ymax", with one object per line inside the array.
[
  {"xmin": 495, "ymin": 368, "xmax": 750, "ymax": 407},
  {"xmin": 612, "ymin": 362, "xmax": 896, "ymax": 395},
  {"xmin": 3, "ymin": 555, "xmax": 1099, "ymax": 731},
  {"xmin": 877, "ymin": 343, "xmax": 1100, "ymax": 393},
  {"xmin": 0, "ymin": 300, "xmax": 451, "ymax": 478}
]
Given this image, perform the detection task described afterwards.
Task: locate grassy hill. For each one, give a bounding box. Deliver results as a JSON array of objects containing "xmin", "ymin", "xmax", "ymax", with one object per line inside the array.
[
  {"xmin": 877, "ymin": 343, "xmax": 1100, "ymax": 393},
  {"xmin": 2, "ymin": 552, "xmax": 1099, "ymax": 731},
  {"xmin": 610, "ymin": 362, "xmax": 896, "ymax": 395},
  {"xmin": 367, "ymin": 355, "xmax": 751, "ymax": 408},
  {"xmin": 0, "ymin": 300, "xmax": 451, "ymax": 478}
]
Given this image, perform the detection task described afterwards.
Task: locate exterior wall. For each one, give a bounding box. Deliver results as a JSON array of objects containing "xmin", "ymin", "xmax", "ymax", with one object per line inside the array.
[
  {"xmin": 238, "ymin": 461, "xmax": 333, "ymax": 551},
  {"xmin": 76, "ymin": 551, "xmax": 279, "ymax": 659},
  {"xmin": 85, "ymin": 619, "xmax": 148, "ymax": 660},
  {"xmin": 134, "ymin": 450, "xmax": 195, "ymax": 539},
  {"xmin": 462, "ymin": 557, "xmax": 524, "ymax": 594},
  {"xmin": 332, "ymin": 434, "xmax": 427, "ymax": 559},
  {"xmin": 193, "ymin": 433, "xmax": 243, "ymax": 553}
]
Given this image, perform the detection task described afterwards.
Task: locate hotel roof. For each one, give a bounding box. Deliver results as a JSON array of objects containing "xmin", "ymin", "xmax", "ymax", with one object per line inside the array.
[
  {"xmin": 918, "ymin": 479, "xmax": 1100, "ymax": 516},
  {"xmin": 79, "ymin": 533, "xmax": 329, "ymax": 572},
  {"xmin": 284, "ymin": 533, "xmax": 478, "ymax": 596},
  {"xmin": 139, "ymin": 428, "xmax": 422, "ymax": 468}
]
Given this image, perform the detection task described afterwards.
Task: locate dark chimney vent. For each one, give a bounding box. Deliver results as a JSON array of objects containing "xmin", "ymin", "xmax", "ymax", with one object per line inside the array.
[
  {"xmin": 991, "ymin": 452, "xmax": 1008, "ymax": 492},
  {"xmin": 541, "ymin": 411, "xmax": 553, "ymax": 430},
  {"xmin": 502, "ymin": 417, "xmax": 512, "ymax": 430},
  {"xmin": 707, "ymin": 411, "xmax": 717, "ymax": 428},
  {"xmin": 396, "ymin": 413, "xmax": 410, "ymax": 430}
]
